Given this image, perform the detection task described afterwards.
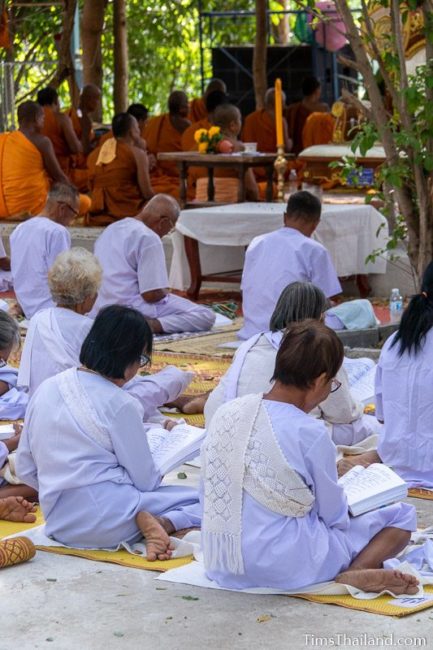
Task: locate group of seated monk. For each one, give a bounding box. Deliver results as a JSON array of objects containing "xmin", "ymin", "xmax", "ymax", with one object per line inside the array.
[{"xmin": 0, "ymin": 74, "xmax": 342, "ymax": 223}]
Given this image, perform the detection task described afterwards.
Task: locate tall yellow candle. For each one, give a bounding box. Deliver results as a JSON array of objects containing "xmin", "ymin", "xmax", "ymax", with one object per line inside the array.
[{"xmin": 274, "ymin": 78, "xmax": 284, "ymax": 148}]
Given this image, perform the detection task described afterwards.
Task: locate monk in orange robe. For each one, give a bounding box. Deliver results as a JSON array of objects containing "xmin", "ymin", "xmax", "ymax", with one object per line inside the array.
[
  {"xmin": 188, "ymin": 78, "xmax": 227, "ymax": 123},
  {"xmin": 181, "ymin": 90, "xmax": 229, "ymax": 151},
  {"xmin": 67, "ymin": 84, "xmax": 102, "ymax": 191},
  {"xmin": 302, "ymin": 112, "xmax": 335, "ymax": 148},
  {"xmin": 0, "ymin": 101, "xmax": 90, "ymax": 219},
  {"xmin": 37, "ymin": 86, "xmax": 83, "ymax": 176},
  {"xmin": 88, "ymin": 112, "xmax": 154, "ymax": 222},
  {"xmin": 242, "ymin": 88, "xmax": 292, "ymax": 183},
  {"xmin": 143, "ymin": 91, "xmax": 190, "ymax": 199},
  {"xmin": 188, "ymin": 104, "xmax": 259, "ymax": 203},
  {"xmin": 285, "ymin": 76, "xmax": 329, "ymax": 154},
  {"xmin": 99, "ymin": 103, "xmax": 149, "ymax": 145}
]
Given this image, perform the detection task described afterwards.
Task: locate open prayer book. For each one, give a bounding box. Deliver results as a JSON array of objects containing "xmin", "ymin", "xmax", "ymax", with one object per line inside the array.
[
  {"xmin": 0, "ymin": 424, "xmax": 15, "ymax": 441},
  {"xmin": 338, "ymin": 463, "xmax": 407, "ymax": 517},
  {"xmin": 147, "ymin": 423, "xmax": 206, "ymax": 475},
  {"xmin": 343, "ymin": 357, "xmax": 377, "ymax": 404}
]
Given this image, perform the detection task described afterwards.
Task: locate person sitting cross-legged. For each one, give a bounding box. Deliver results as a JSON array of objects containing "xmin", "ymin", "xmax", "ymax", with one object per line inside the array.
[
  {"xmin": 201, "ymin": 320, "xmax": 418, "ymax": 594},
  {"xmin": 18, "ymin": 248, "xmax": 195, "ymax": 422},
  {"xmin": 10, "ymin": 182, "xmax": 78, "ymax": 319},
  {"xmin": 239, "ymin": 190, "xmax": 342, "ymax": 340},
  {"xmin": 87, "ymin": 112, "xmax": 154, "ymax": 222},
  {"xmin": 16, "ymin": 305, "xmax": 201, "ymax": 556},
  {"xmin": 91, "ymin": 194, "xmax": 216, "ymax": 334},
  {"xmin": 204, "ymin": 282, "xmax": 381, "ymax": 446}
]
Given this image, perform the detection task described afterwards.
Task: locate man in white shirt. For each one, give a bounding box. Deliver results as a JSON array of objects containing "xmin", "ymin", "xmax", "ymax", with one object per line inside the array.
[
  {"xmin": 92, "ymin": 194, "xmax": 215, "ymax": 333},
  {"xmin": 10, "ymin": 183, "xmax": 78, "ymax": 318},
  {"xmin": 239, "ymin": 190, "xmax": 342, "ymax": 339}
]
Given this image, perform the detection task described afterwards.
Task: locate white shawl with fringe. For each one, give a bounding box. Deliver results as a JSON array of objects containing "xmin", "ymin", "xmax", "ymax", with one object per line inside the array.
[{"xmin": 201, "ymin": 393, "xmax": 315, "ymax": 575}]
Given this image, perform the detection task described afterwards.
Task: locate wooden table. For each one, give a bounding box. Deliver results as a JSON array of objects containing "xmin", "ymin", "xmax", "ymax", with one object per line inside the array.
[{"xmin": 157, "ymin": 151, "xmax": 280, "ymax": 207}]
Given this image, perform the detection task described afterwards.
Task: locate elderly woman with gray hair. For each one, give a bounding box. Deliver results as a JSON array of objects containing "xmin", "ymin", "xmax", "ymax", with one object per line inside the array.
[
  {"xmin": 0, "ymin": 311, "xmax": 27, "ymax": 420},
  {"xmin": 204, "ymin": 281, "xmax": 381, "ymax": 447},
  {"xmin": 18, "ymin": 247, "xmax": 194, "ymax": 421}
]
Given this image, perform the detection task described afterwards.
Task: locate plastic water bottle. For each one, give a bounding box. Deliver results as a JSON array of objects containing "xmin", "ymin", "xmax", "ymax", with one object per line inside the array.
[
  {"xmin": 288, "ymin": 169, "xmax": 298, "ymax": 194},
  {"xmin": 389, "ymin": 288, "xmax": 403, "ymax": 323}
]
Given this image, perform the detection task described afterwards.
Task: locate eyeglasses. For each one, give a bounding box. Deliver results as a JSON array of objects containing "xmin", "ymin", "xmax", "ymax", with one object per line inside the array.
[
  {"xmin": 139, "ymin": 353, "xmax": 151, "ymax": 368},
  {"xmin": 59, "ymin": 201, "xmax": 79, "ymax": 218},
  {"xmin": 330, "ymin": 378, "xmax": 342, "ymax": 393},
  {"xmin": 163, "ymin": 215, "xmax": 177, "ymax": 233}
]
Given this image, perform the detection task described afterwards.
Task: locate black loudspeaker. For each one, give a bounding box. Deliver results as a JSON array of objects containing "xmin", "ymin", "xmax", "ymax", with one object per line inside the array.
[{"xmin": 211, "ymin": 44, "xmax": 357, "ymax": 116}]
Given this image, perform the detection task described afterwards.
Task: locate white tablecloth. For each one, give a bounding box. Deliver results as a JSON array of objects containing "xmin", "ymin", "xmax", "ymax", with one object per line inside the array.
[{"xmin": 169, "ymin": 203, "xmax": 388, "ymax": 291}]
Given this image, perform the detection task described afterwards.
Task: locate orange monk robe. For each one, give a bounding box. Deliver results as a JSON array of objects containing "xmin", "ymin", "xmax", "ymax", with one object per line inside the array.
[
  {"xmin": 0, "ymin": 131, "xmax": 90, "ymax": 218},
  {"xmin": 143, "ymin": 114, "xmax": 184, "ymax": 199},
  {"xmin": 302, "ymin": 112, "xmax": 335, "ymax": 149},
  {"xmin": 41, "ymin": 106, "xmax": 72, "ymax": 175},
  {"xmin": 0, "ymin": 131, "xmax": 49, "ymax": 218},
  {"xmin": 67, "ymin": 107, "xmax": 96, "ymax": 192},
  {"xmin": 241, "ymin": 109, "xmax": 281, "ymax": 184},
  {"xmin": 188, "ymin": 97, "xmax": 207, "ymax": 123},
  {"xmin": 87, "ymin": 141, "xmax": 146, "ymax": 220},
  {"xmin": 181, "ymin": 118, "xmax": 211, "ymax": 151}
]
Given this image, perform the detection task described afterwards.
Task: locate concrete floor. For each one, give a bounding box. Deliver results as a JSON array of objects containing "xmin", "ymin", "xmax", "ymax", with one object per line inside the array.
[{"xmin": 2, "ymin": 493, "xmax": 433, "ymax": 650}]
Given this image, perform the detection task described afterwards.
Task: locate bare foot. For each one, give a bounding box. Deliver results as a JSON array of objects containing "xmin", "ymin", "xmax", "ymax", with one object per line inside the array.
[
  {"xmin": 0, "ymin": 496, "xmax": 37, "ymax": 523},
  {"xmin": 166, "ymin": 392, "xmax": 209, "ymax": 415},
  {"xmin": 336, "ymin": 569, "xmax": 419, "ymax": 595},
  {"xmin": 136, "ymin": 511, "xmax": 174, "ymax": 561}
]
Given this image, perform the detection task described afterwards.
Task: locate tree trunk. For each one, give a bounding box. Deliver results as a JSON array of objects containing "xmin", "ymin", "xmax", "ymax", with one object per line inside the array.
[
  {"xmin": 50, "ymin": 0, "xmax": 79, "ymax": 105},
  {"xmin": 253, "ymin": 0, "xmax": 267, "ymax": 110},
  {"xmin": 81, "ymin": 0, "xmax": 106, "ymax": 120},
  {"xmin": 113, "ymin": 0, "xmax": 128, "ymax": 113}
]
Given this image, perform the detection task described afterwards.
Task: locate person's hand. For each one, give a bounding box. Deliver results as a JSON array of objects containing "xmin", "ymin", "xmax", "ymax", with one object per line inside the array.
[
  {"xmin": 337, "ymin": 456, "xmax": 371, "ymax": 478},
  {"xmin": 163, "ymin": 419, "xmax": 177, "ymax": 431},
  {"xmin": 13, "ymin": 422, "xmax": 23, "ymax": 435},
  {"xmin": 5, "ymin": 433, "xmax": 20, "ymax": 453},
  {"xmin": 147, "ymin": 153, "xmax": 157, "ymax": 171}
]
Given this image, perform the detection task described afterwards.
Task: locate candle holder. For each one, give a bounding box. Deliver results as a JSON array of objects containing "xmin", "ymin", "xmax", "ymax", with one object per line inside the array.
[{"xmin": 274, "ymin": 145, "xmax": 288, "ymax": 202}]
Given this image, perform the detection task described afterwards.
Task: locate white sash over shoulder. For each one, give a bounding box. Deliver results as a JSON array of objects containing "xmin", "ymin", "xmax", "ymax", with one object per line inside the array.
[
  {"xmin": 18, "ymin": 308, "xmax": 79, "ymax": 389},
  {"xmin": 223, "ymin": 331, "xmax": 283, "ymax": 402},
  {"xmin": 57, "ymin": 367, "xmax": 112, "ymax": 451},
  {"xmin": 202, "ymin": 393, "xmax": 315, "ymax": 575}
]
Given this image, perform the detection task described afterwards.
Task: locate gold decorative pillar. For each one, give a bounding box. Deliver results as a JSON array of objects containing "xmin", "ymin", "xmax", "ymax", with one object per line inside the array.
[{"xmin": 274, "ymin": 146, "xmax": 288, "ymax": 202}]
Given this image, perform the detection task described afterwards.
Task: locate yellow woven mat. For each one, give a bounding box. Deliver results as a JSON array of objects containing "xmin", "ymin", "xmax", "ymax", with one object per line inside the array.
[
  {"xmin": 154, "ymin": 320, "xmax": 242, "ymax": 357},
  {"xmin": 293, "ymin": 585, "xmax": 433, "ymax": 617},
  {"xmin": 408, "ymin": 488, "xmax": 433, "ymax": 501},
  {"xmin": 151, "ymin": 352, "xmax": 231, "ymax": 427},
  {"xmin": 0, "ymin": 508, "xmax": 192, "ymax": 573}
]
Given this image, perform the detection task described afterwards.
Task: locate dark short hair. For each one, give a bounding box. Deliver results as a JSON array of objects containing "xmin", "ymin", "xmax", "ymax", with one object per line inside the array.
[
  {"xmin": 127, "ymin": 103, "xmax": 149, "ymax": 122},
  {"xmin": 285, "ymin": 190, "xmax": 321, "ymax": 224},
  {"xmin": 272, "ymin": 320, "xmax": 344, "ymax": 388},
  {"xmin": 37, "ymin": 87, "xmax": 58, "ymax": 106},
  {"xmin": 302, "ymin": 76, "xmax": 321, "ymax": 97},
  {"xmin": 112, "ymin": 112, "xmax": 135, "ymax": 138},
  {"xmin": 80, "ymin": 305, "xmax": 153, "ymax": 379}
]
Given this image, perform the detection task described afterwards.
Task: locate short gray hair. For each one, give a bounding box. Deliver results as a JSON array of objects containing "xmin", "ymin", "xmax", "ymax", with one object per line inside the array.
[
  {"xmin": 0, "ymin": 311, "xmax": 20, "ymax": 351},
  {"xmin": 48, "ymin": 247, "xmax": 102, "ymax": 306},
  {"xmin": 48, "ymin": 183, "xmax": 79, "ymax": 205},
  {"xmin": 270, "ymin": 282, "xmax": 328, "ymax": 332}
]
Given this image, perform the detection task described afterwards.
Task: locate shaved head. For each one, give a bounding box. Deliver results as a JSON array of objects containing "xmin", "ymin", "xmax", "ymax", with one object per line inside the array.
[
  {"xmin": 139, "ymin": 194, "xmax": 180, "ymax": 237},
  {"xmin": 17, "ymin": 100, "xmax": 43, "ymax": 126},
  {"xmin": 264, "ymin": 87, "xmax": 286, "ymax": 110},
  {"xmin": 212, "ymin": 103, "xmax": 241, "ymax": 129},
  {"xmin": 205, "ymin": 78, "xmax": 227, "ymax": 97},
  {"xmin": 168, "ymin": 91, "xmax": 189, "ymax": 116},
  {"xmin": 47, "ymin": 182, "xmax": 79, "ymax": 205},
  {"xmin": 80, "ymin": 84, "xmax": 101, "ymax": 112},
  {"xmin": 145, "ymin": 194, "xmax": 179, "ymax": 220}
]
